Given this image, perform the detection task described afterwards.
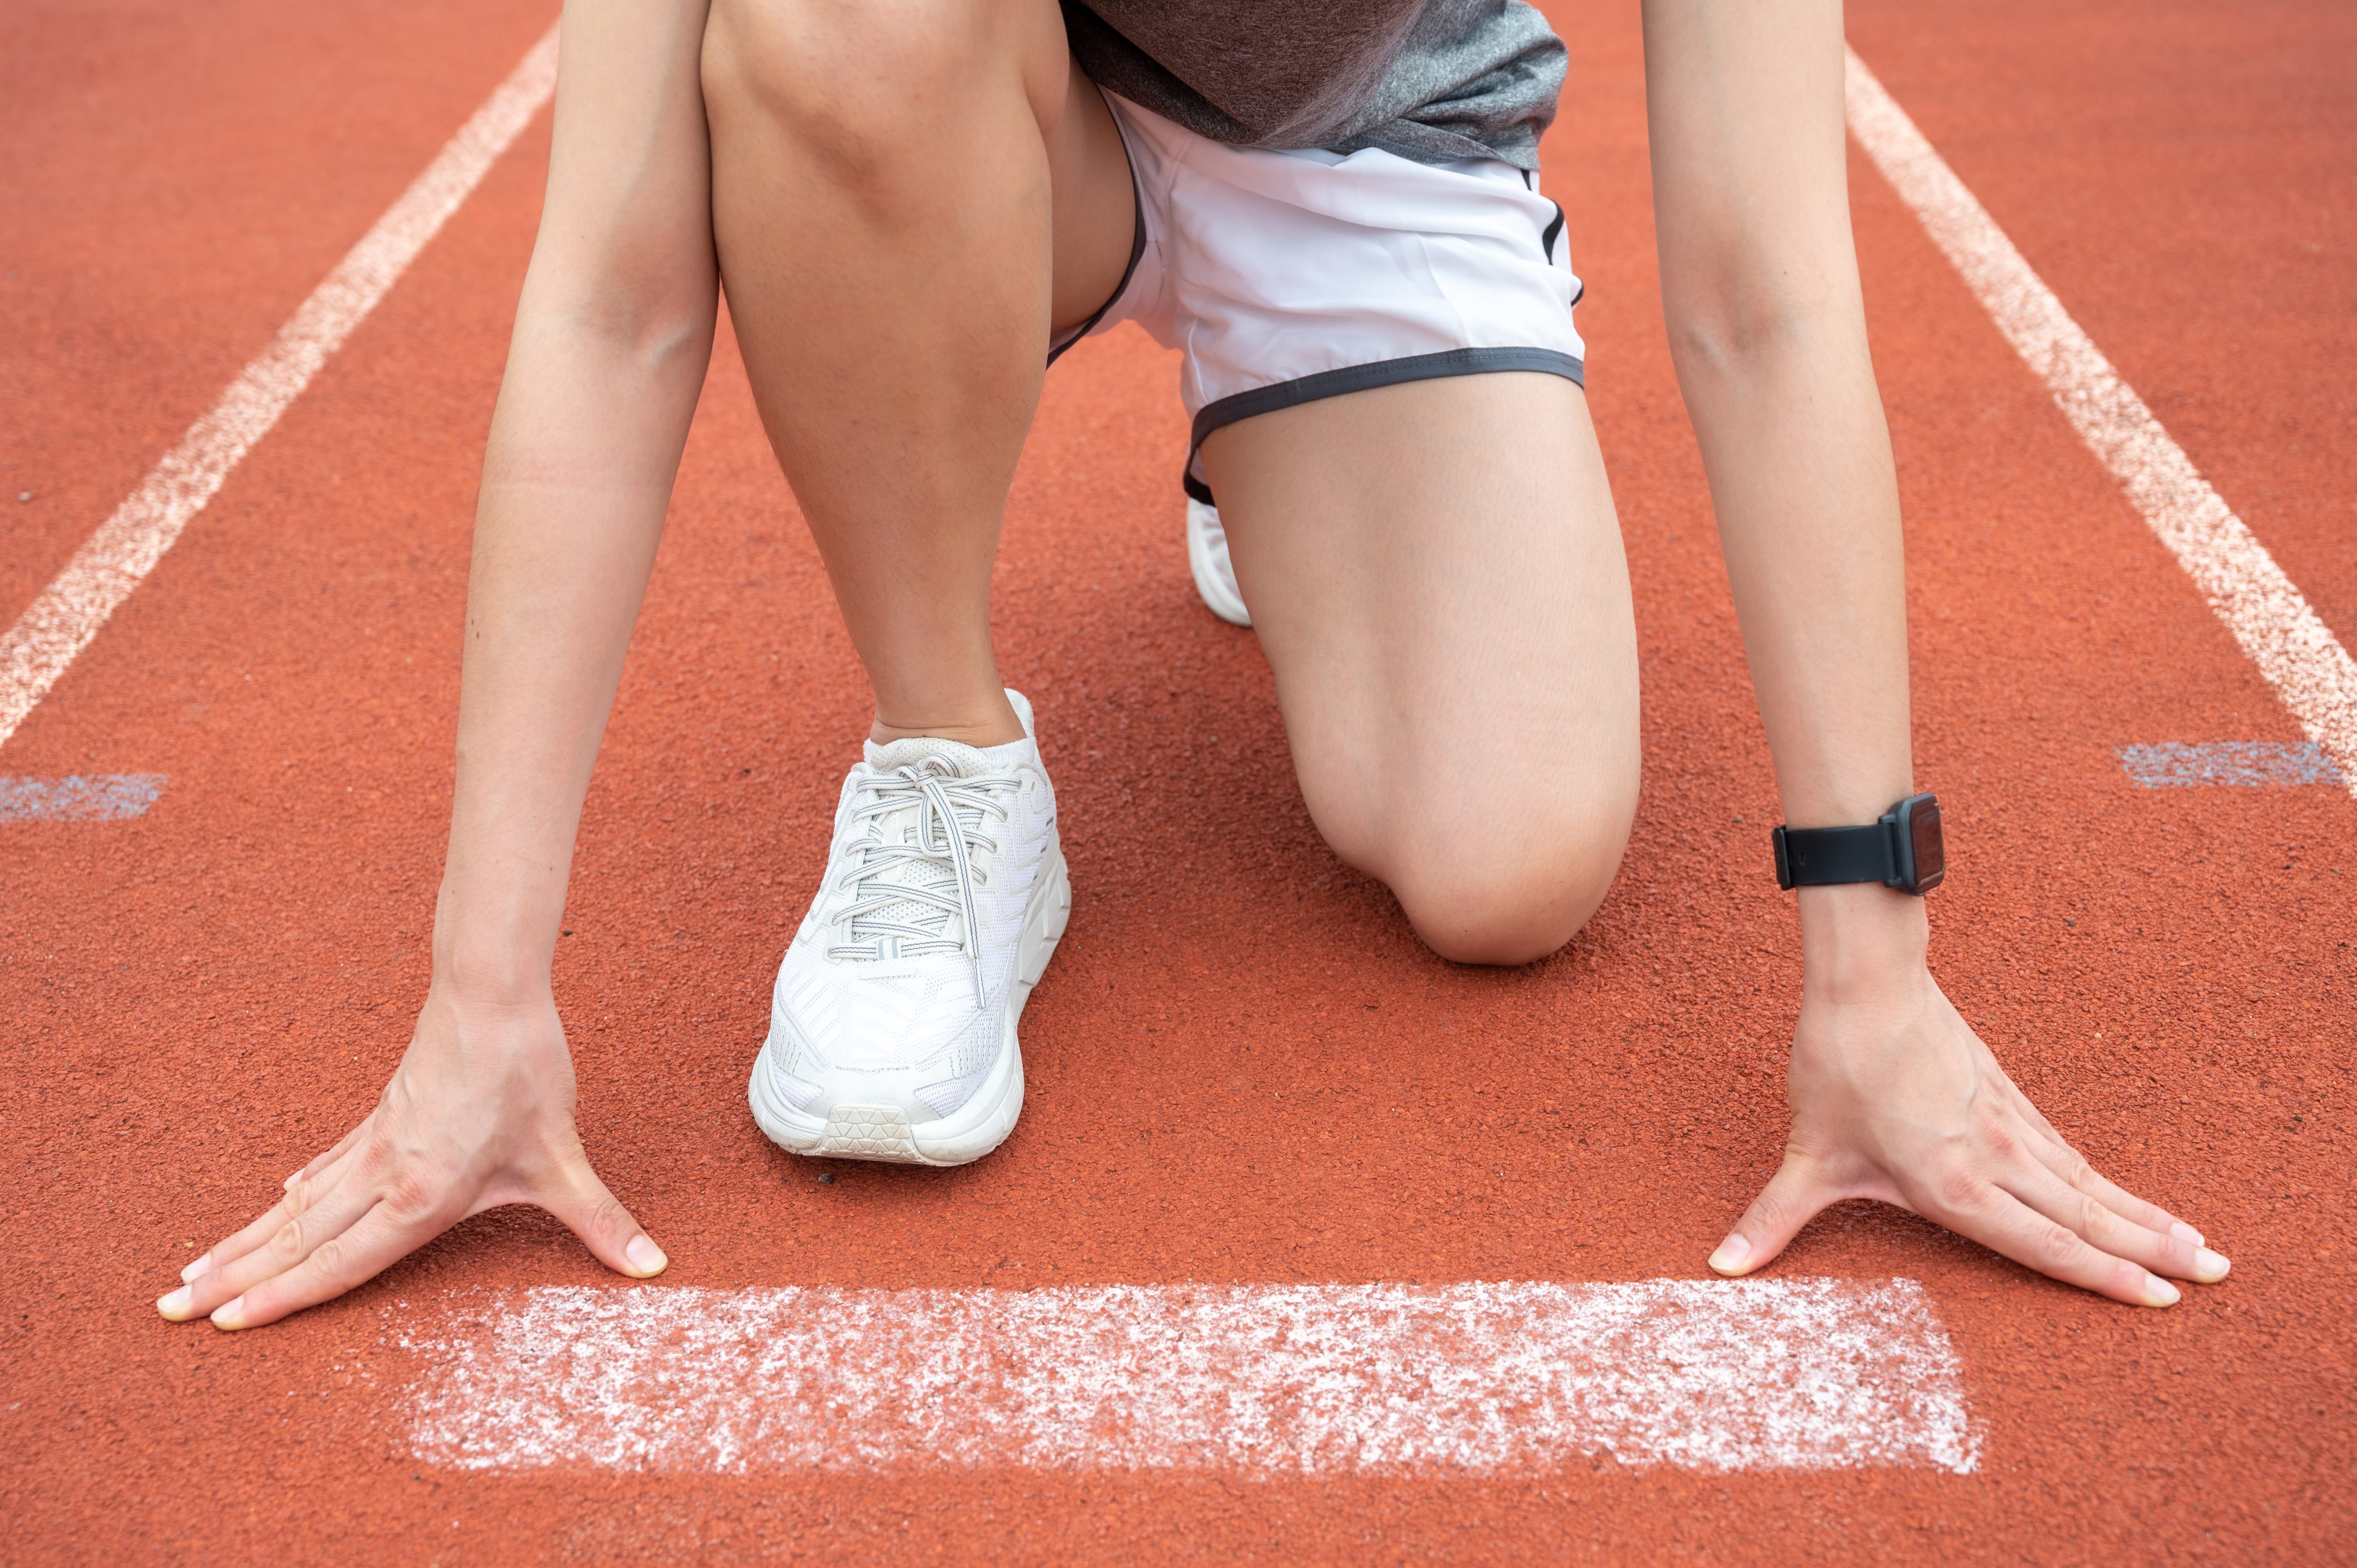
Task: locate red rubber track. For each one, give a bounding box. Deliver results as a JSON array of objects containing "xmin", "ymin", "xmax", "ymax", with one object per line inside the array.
[{"xmin": 2, "ymin": 0, "xmax": 2349, "ymax": 1560}]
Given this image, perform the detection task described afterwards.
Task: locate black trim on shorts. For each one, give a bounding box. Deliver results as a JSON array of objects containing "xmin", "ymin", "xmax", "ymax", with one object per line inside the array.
[
  {"xmin": 1182, "ymin": 347, "xmax": 1587, "ymax": 507},
  {"xmin": 1046, "ymin": 94, "xmax": 1149, "ymax": 368},
  {"xmin": 1541, "ymin": 199, "xmax": 1566, "ymax": 266},
  {"xmin": 1189, "ymin": 348, "xmax": 1585, "ymax": 453}
]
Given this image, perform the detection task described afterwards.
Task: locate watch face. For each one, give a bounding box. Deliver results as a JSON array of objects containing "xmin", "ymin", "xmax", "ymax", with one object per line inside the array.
[{"xmin": 1909, "ymin": 799, "xmax": 1945, "ymax": 891}]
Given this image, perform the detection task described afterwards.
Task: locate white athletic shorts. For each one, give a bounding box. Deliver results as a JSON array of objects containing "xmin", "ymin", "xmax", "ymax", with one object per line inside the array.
[{"xmin": 1052, "ymin": 90, "xmax": 1587, "ymax": 502}]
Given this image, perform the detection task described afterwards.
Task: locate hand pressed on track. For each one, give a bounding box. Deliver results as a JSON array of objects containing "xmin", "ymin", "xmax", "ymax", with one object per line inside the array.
[
  {"xmin": 157, "ymin": 987, "xmax": 664, "ymax": 1330},
  {"xmin": 1710, "ymin": 957, "xmax": 2230, "ymax": 1307}
]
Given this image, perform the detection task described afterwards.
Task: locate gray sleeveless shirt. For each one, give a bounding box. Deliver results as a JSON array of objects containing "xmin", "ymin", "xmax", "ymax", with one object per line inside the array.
[{"xmin": 1063, "ymin": 0, "xmax": 1567, "ymax": 171}]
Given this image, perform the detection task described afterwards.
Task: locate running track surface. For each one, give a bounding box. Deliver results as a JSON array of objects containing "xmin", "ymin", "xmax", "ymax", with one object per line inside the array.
[{"xmin": 2, "ymin": 0, "xmax": 2351, "ymax": 1560}]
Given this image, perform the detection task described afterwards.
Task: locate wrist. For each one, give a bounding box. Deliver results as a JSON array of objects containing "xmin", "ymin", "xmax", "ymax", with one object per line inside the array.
[
  {"xmin": 429, "ymin": 878, "xmax": 561, "ymax": 1009},
  {"xmin": 430, "ymin": 953, "xmax": 557, "ymax": 1012},
  {"xmin": 1795, "ymin": 882, "xmax": 1929, "ymax": 1002}
]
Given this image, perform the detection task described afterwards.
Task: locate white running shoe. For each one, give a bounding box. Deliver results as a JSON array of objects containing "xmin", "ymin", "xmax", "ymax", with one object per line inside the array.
[
  {"xmin": 1187, "ymin": 494, "xmax": 1252, "ymax": 627},
  {"xmin": 749, "ymin": 689, "xmax": 1070, "ymax": 1166}
]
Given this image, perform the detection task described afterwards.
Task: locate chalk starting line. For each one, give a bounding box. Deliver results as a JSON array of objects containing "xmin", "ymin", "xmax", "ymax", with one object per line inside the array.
[{"xmin": 400, "ymin": 1278, "xmax": 1978, "ymax": 1477}]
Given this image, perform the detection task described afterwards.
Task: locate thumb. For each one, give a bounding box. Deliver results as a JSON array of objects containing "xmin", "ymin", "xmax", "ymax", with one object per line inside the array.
[
  {"xmin": 539, "ymin": 1152, "xmax": 668, "ymax": 1281},
  {"xmin": 1708, "ymin": 1150, "xmax": 1836, "ymax": 1277}
]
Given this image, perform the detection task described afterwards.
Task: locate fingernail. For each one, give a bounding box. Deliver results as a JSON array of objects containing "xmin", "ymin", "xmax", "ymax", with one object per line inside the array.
[
  {"xmin": 284, "ymin": 1169, "xmax": 304, "ymax": 1189},
  {"xmin": 2169, "ymin": 1221, "xmax": 2205, "ymax": 1246},
  {"xmin": 180, "ymin": 1252, "xmax": 212, "ymax": 1283},
  {"xmin": 2192, "ymin": 1248, "xmax": 2231, "ymax": 1283},
  {"xmin": 625, "ymin": 1235, "xmax": 667, "ymax": 1275},
  {"xmin": 2143, "ymin": 1272, "xmax": 2181, "ymax": 1308},
  {"xmin": 157, "ymin": 1286, "xmax": 193, "ymax": 1320},
  {"xmin": 211, "ymin": 1296, "xmax": 248, "ymax": 1330},
  {"xmin": 1707, "ymin": 1234, "xmax": 1752, "ymax": 1275}
]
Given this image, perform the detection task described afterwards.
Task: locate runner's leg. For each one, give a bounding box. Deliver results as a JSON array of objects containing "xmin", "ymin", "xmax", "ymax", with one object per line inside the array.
[
  {"xmin": 701, "ymin": 0, "xmax": 1135, "ymax": 746},
  {"xmin": 1198, "ymin": 373, "xmax": 1640, "ymax": 966}
]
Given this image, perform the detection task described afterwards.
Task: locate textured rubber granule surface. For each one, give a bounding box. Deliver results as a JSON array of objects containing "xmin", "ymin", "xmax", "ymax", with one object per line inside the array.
[{"xmin": 0, "ymin": 0, "xmax": 2350, "ymax": 1561}]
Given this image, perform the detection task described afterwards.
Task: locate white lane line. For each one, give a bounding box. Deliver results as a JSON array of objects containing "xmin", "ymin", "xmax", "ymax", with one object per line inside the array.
[
  {"xmin": 1844, "ymin": 49, "xmax": 2357, "ymax": 801},
  {"xmin": 400, "ymin": 1279, "xmax": 1978, "ymax": 1477},
  {"xmin": 0, "ymin": 25, "xmax": 560, "ymax": 751}
]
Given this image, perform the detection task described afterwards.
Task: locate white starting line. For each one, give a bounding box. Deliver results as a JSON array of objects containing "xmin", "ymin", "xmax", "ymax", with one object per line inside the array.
[{"xmin": 400, "ymin": 1278, "xmax": 1978, "ymax": 1477}]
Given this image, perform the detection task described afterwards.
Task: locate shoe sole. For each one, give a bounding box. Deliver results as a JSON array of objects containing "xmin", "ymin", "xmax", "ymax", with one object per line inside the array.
[{"xmin": 747, "ymin": 839, "xmax": 1072, "ymax": 1167}]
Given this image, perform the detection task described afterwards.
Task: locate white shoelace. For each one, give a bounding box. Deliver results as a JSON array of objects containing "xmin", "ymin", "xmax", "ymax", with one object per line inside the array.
[{"xmin": 826, "ymin": 757, "xmax": 1017, "ymax": 1002}]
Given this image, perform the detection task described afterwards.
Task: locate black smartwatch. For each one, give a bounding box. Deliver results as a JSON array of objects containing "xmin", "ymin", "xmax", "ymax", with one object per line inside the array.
[{"xmin": 1772, "ymin": 792, "xmax": 1945, "ymax": 895}]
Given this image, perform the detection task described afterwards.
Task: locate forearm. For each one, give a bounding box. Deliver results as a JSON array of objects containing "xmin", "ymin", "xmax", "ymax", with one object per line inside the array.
[
  {"xmin": 1643, "ymin": 1, "xmax": 2225, "ymax": 1305},
  {"xmin": 1643, "ymin": 0, "xmax": 1922, "ymax": 983},
  {"xmin": 163, "ymin": 0, "xmax": 721, "ymax": 1332},
  {"xmin": 428, "ymin": 0, "xmax": 719, "ymax": 1004},
  {"xmin": 435, "ymin": 306, "xmax": 715, "ymax": 1002},
  {"xmin": 1644, "ymin": 0, "xmax": 1909, "ymax": 831},
  {"xmin": 1679, "ymin": 324, "xmax": 1929, "ymax": 991},
  {"xmin": 1677, "ymin": 323, "xmax": 1911, "ymax": 815}
]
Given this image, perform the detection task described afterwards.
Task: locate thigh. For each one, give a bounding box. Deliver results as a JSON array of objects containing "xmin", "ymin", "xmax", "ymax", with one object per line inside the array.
[
  {"xmin": 1041, "ymin": 46, "xmax": 1136, "ymax": 336},
  {"xmin": 1197, "ymin": 372, "xmax": 1640, "ymax": 964}
]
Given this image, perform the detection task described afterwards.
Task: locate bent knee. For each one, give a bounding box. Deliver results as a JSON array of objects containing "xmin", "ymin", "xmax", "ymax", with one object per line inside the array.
[
  {"xmin": 1307, "ymin": 741, "xmax": 1636, "ymax": 966},
  {"xmin": 1386, "ymin": 831, "xmax": 1627, "ymax": 966},
  {"xmin": 703, "ymin": 0, "xmax": 1013, "ymax": 183},
  {"xmin": 1317, "ymin": 766, "xmax": 1635, "ymax": 966}
]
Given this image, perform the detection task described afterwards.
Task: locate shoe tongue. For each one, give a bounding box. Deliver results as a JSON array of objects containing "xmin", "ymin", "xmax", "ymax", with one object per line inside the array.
[{"xmin": 847, "ymin": 737, "xmax": 995, "ymax": 955}]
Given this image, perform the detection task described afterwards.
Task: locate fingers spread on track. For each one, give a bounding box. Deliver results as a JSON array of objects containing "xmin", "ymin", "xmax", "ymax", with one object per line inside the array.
[
  {"xmin": 288, "ymin": 1115, "xmax": 374, "ymax": 1191},
  {"xmin": 158, "ymin": 1147, "xmax": 372, "ymax": 1321},
  {"xmin": 1708, "ymin": 1152, "xmax": 1844, "ymax": 1277},
  {"xmin": 2015, "ymin": 1112, "xmax": 2209, "ymax": 1251},
  {"xmin": 214, "ymin": 1145, "xmax": 362, "ymax": 1269},
  {"xmin": 1930, "ymin": 1158, "xmax": 2183, "ymax": 1307},
  {"xmin": 1997, "ymin": 1142, "xmax": 2230, "ymax": 1285},
  {"xmin": 207, "ymin": 1202, "xmax": 445, "ymax": 1330}
]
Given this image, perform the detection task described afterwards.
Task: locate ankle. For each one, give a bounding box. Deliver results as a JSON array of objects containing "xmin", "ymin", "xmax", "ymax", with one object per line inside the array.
[{"xmin": 869, "ymin": 694, "xmax": 1024, "ymax": 748}]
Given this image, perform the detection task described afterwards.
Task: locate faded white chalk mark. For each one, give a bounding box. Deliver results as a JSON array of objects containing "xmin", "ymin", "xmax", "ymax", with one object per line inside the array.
[
  {"xmin": 2117, "ymin": 740, "xmax": 2344, "ymax": 788},
  {"xmin": 0, "ymin": 772, "xmax": 166, "ymax": 821}
]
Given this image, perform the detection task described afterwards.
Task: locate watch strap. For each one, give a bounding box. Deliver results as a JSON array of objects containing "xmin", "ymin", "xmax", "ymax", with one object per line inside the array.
[{"xmin": 1772, "ymin": 822, "xmax": 1898, "ymax": 890}]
